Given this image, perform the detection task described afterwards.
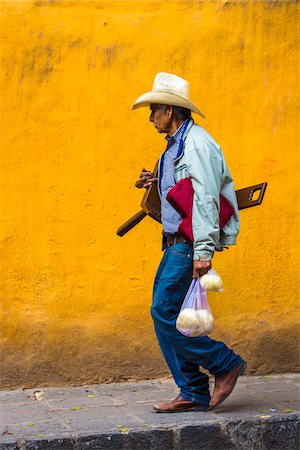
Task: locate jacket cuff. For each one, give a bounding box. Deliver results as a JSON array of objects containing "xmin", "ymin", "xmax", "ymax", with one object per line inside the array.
[
  {"xmin": 221, "ymin": 235, "xmax": 237, "ymax": 245},
  {"xmin": 193, "ymin": 251, "xmax": 213, "ymax": 261}
]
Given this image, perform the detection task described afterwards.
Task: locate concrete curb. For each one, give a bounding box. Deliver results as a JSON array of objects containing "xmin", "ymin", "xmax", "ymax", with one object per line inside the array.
[{"xmin": 1, "ymin": 414, "xmax": 299, "ymax": 450}]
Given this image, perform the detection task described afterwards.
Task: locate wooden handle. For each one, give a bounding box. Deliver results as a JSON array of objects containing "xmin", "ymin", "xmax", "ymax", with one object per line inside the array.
[{"xmin": 117, "ymin": 210, "xmax": 147, "ymax": 236}]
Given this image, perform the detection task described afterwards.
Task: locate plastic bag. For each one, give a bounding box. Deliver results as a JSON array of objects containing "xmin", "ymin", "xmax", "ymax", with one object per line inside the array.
[
  {"xmin": 200, "ymin": 269, "xmax": 224, "ymax": 292},
  {"xmin": 176, "ymin": 278, "xmax": 214, "ymax": 337}
]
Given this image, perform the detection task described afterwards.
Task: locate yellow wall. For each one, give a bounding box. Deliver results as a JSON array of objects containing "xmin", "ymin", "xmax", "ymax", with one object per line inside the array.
[{"xmin": 0, "ymin": 0, "xmax": 299, "ymax": 389}]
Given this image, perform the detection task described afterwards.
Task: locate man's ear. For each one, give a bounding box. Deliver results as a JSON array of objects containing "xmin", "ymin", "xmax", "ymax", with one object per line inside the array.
[{"xmin": 167, "ymin": 105, "xmax": 173, "ymax": 118}]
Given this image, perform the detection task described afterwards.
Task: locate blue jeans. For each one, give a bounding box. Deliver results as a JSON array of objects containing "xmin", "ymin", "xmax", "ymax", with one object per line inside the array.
[{"xmin": 151, "ymin": 242, "xmax": 244, "ymax": 405}]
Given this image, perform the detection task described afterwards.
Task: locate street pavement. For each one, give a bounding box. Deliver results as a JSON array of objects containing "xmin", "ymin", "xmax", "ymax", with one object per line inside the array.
[{"xmin": 0, "ymin": 373, "xmax": 299, "ymax": 449}]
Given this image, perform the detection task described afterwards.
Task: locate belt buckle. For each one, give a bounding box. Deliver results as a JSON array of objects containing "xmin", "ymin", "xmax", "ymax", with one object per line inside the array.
[{"xmin": 167, "ymin": 235, "xmax": 177, "ymax": 246}]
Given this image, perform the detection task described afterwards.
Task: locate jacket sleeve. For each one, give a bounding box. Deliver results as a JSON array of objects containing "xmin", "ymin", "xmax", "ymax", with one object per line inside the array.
[
  {"xmin": 185, "ymin": 141, "xmax": 224, "ymax": 261},
  {"xmin": 219, "ymin": 162, "xmax": 240, "ymax": 246}
]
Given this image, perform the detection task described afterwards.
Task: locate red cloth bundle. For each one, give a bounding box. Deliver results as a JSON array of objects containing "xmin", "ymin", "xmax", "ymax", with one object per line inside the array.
[{"xmin": 166, "ymin": 178, "xmax": 234, "ymax": 244}]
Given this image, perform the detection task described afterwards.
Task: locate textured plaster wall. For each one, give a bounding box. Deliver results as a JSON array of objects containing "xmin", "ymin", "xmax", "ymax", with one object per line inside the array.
[{"xmin": 0, "ymin": 0, "xmax": 299, "ymax": 389}]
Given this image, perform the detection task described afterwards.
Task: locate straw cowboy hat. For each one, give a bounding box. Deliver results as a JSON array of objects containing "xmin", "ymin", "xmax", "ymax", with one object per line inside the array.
[{"xmin": 132, "ymin": 72, "xmax": 205, "ymax": 117}]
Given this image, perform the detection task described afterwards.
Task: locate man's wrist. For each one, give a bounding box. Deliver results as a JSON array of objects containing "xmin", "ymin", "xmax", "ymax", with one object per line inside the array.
[{"xmin": 193, "ymin": 254, "xmax": 212, "ymax": 261}]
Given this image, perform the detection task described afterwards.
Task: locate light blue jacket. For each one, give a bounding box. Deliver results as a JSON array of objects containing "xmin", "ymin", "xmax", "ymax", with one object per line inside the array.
[{"xmin": 170, "ymin": 119, "xmax": 240, "ymax": 261}]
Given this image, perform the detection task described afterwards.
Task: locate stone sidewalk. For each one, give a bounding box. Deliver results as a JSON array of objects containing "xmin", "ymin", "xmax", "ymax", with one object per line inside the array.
[{"xmin": 0, "ymin": 374, "xmax": 299, "ymax": 450}]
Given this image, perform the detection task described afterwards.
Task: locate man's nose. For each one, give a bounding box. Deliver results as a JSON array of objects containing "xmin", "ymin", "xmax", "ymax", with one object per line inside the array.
[{"xmin": 149, "ymin": 112, "xmax": 154, "ymax": 122}]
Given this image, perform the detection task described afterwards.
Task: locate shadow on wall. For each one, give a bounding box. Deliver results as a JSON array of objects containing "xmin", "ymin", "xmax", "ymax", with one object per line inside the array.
[
  {"xmin": 234, "ymin": 323, "xmax": 300, "ymax": 375},
  {"xmin": 0, "ymin": 321, "xmax": 299, "ymax": 390},
  {"xmin": 249, "ymin": 323, "xmax": 300, "ymax": 374}
]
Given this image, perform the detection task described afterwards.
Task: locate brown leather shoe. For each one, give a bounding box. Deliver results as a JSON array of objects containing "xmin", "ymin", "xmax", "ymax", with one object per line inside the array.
[
  {"xmin": 209, "ymin": 362, "xmax": 247, "ymax": 408},
  {"xmin": 153, "ymin": 395, "xmax": 210, "ymax": 413}
]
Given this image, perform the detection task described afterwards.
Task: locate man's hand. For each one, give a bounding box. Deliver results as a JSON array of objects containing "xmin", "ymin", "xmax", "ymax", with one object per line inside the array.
[
  {"xmin": 135, "ymin": 168, "xmax": 158, "ymax": 189},
  {"xmin": 193, "ymin": 260, "xmax": 212, "ymax": 278}
]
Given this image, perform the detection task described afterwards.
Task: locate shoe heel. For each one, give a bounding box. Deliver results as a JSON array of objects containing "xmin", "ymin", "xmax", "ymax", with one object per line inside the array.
[{"xmin": 239, "ymin": 362, "xmax": 247, "ymax": 376}]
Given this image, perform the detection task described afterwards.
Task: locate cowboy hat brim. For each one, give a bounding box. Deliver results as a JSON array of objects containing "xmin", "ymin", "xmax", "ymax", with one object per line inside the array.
[{"xmin": 132, "ymin": 91, "xmax": 205, "ymax": 118}]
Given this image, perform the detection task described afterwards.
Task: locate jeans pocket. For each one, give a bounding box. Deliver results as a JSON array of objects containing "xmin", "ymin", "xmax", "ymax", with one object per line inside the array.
[{"xmin": 171, "ymin": 243, "xmax": 193, "ymax": 258}]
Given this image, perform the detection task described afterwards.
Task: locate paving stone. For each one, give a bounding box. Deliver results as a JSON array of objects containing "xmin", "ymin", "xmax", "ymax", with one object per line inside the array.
[
  {"xmin": 128, "ymin": 429, "xmax": 174, "ymax": 450},
  {"xmin": 226, "ymin": 418, "xmax": 264, "ymax": 450},
  {"xmin": 4, "ymin": 418, "xmax": 71, "ymax": 442},
  {"xmin": 0, "ymin": 441, "xmax": 26, "ymax": 450},
  {"xmin": 265, "ymin": 414, "xmax": 300, "ymax": 450},
  {"xmin": 78, "ymin": 433, "xmax": 124, "ymax": 449},
  {"xmin": 0, "ymin": 444, "xmax": 18, "ymax": 450},
  {"xmin": 25, "ymin": 439, "xmax": 74, "ymax": 450},
  {"xmin": 179, "ymin": 423, "xmax": 228, "ymax": 450},
  {"xmin": 134, "ymin": 407, "xmax": 215, "ymax": 428}
]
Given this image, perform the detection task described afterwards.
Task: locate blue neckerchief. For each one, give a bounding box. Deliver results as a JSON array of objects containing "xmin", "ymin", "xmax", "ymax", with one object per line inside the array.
[
  {"xmin": 158, "ymin": 119, "xmax": 190, "ymax": 195},
  {"xmin": 176, "ymin": 119, "xmax": 190, "ymax": 159}
]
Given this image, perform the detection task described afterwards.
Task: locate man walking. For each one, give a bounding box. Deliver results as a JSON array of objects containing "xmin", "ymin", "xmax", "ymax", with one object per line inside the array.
[{"xmin": 133, "ymin": 73, "xmax": 246, "ymax": 412}]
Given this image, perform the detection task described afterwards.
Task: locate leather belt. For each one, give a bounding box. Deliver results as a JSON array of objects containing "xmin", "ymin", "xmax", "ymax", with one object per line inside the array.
[{"xmin": 165, "ymin": 234, "xmax": 187, "ymax": 246}]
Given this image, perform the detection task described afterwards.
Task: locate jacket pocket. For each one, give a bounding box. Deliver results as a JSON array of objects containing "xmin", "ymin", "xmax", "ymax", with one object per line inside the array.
[{"xmin": 174, "ymin": 163, "xmax": 187, "ymax": 173}]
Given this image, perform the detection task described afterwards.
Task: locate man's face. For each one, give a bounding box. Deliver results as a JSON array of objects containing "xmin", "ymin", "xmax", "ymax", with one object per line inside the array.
[{"xmin": 149, "ymin": 104, "xmax": 172, "ymax": 135}]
